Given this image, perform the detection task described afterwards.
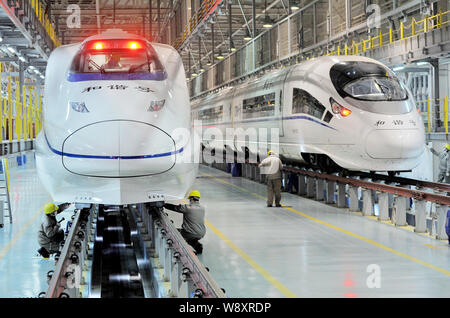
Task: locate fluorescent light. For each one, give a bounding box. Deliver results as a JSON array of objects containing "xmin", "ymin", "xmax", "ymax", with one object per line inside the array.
[
  {"xmin": 291, "ymin": 6, "xmax": 300, "ymax": 10},
  {"xmin": 217, "ymin": 51, "xmax": 224, "ymax": 59},
  {"xmin": 417, "ymin": 62, "xmax": 428, "ymax": 66},
  {"xmin": 18, "ymin": 56, "xmax": 26, "ymax": 62},
  {"xmin": 393, "ymin": 66, "xmax": 404, "ymax": 72},
  {"xmin": 263, "ymin": 15, "xmax": 273, "ymax": 28},
  {"xmin": 7, "ymin": 46, "xmax": 16, "ymax": 54}
]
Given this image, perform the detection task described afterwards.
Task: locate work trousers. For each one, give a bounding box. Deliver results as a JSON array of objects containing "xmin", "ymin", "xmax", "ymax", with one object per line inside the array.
[{"xmin": 267, "ymin": 178, "xmax": 282, "ymax": 206}]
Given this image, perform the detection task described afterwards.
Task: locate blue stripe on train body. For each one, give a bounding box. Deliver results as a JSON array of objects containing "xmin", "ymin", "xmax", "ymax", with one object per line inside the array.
[
  {"xmin": 67, "ymin": 72, "xmax": 168, "ymax": 82},
  {"xmin": 44, "ymin": 134, "xmax": 183, "ymax": 159}
]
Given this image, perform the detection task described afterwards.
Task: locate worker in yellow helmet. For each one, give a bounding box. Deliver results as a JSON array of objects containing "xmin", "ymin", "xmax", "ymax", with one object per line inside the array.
[
  {"xmin": 259, "ymin": 150, "xmax": 284, "ymax": 207},
  {"xmin": 37, "ymin": 202, "xmax": 71, "ymax": 258},
  {"xmin": 164, "ymin": 190, "xmax": 205, "ymax": 254}
]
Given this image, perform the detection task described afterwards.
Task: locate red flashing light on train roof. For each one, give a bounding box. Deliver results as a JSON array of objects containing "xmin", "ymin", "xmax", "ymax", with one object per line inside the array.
[
  {"xmin": 128, "ymin": 41, "xmax": 142, "ymax": 49},
  {"xmin": 94, "ymin": 42, "xmax": 104, "ymax": 50}
]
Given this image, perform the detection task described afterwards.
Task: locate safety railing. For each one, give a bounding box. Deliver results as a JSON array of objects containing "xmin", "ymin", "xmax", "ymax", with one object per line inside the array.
[
  {"xmin": 173, "ymin": 0, "xmax": 222, "ymax": 50},
  {"xmin": 188, "ymin": 1, "xmax": 449, "ymax": 99},
  {"xmin": 0, "ymin": 63, "xmax": 43, "ymax": 144},
  {"xmin": 323, "ymin": 10, "xmax": 450, "ymax": 57},
  {"xmin": 29, "ymin": 0, "xmax": 61, "ymax": 47}
]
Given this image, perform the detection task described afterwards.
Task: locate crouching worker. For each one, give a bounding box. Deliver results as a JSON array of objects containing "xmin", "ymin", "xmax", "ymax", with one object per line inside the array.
[
  {"xmin": 37, "ymin": 202, "xmax": 69, "ymax": 258},
  {"xmin": 164, "ymin": 190, "xmax": 206, "ymax": 254}
]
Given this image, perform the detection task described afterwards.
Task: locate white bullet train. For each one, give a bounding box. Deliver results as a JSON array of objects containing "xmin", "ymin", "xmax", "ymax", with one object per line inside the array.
[
  {"xmin": 192, "ymin": 55, "xmax": 426, "ymax": 174},
  {"xmin": 36, "ymin": 29, "xmax": 199, "ymax": 205}
]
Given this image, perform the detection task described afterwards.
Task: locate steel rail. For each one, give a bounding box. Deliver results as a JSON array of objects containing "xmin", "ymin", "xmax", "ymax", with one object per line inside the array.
[
  {"xmin": 281, "ymin": 166, "xmax": 450, "ymax": 206},
  {"xmin": 156, "ymin": 208, "xmax": 226, "ymax": 298},
  {"xmin": 46, "ymin": 211, "xmax": 81, "ymax": 298},
  {"xmin": 202, "ymin": 151, "xmax": 450, "ymax": 205}
]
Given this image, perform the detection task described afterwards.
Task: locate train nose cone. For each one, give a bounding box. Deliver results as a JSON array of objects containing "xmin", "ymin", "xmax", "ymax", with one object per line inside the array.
[
  {"xmin": 62, "ymin": 120, "xmax": 177, "ymax": 177},
  {"xmin": 365, "ymin": 129, "xmax": 425, "ymax": 159}
]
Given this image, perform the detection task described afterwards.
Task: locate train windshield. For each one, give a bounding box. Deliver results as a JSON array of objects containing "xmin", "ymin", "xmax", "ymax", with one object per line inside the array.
[
  {"xmin": 330, "ymin": 62, "xmax": 407, "ymax": 101},
  {"xmin": 70, "ymin": 39, "xmax": 165, "ymax": 74}
]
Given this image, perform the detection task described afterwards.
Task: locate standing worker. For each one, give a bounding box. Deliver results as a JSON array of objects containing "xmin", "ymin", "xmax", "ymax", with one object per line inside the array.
[
  {"xmin": 164, "ymin": 190, "xmax": 206, "ymax": 254},
  {"xmin": 37, "ymin": 203, "xmax": 67, "ymax": 258},
  {"xmin": 259, "ymin": 150, "xmax": 284, "ymax": 207},
  {"xmin": 430, "ymin": 144, "xmax": 450, "ymax": 183}
]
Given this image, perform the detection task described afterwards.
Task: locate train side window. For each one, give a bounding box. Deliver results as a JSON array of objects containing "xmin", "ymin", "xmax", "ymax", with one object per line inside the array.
[
  {"xmin": 198, "ymin": 105, "xmax": 223, "ymax": 123},
  {"xmin": 292, "ymin": 88, "xmax": 326, "ymax": 120},
  {"xmin": 323, "ymin": 111, "xmax": 333, "ymax": 123},
  {"xmin": 243, "ymin": 93, "xmax": 276, "ymax": 119}
]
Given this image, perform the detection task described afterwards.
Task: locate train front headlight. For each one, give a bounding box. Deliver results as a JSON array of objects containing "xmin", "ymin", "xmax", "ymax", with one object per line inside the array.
[
  {"xmin": 148, "ymin": 99, "xmax": 165, "ymax": 112},
  {"xmin": 330, "ymin": 98, "xmax": 352, "ymax": 117},
  {"xmin": 70, "ymin": 101, "xmax": 89, "ymax": 113}
]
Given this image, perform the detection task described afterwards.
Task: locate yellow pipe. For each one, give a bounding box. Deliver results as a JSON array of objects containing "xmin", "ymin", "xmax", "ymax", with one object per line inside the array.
[
  {"xmin": 379, "ymin": 29, "xmax": 383, "ymax": 47},
  {"xmin": 7, "ymin": 77, "xmax": 12, "ymax": 142},
  {"xmin": 400, "ymin": 22, "xmax": 404, "ymax": 39},
  {"xmin": 444, "ymin": 96, "xmax": 448, "ymax": 134},
  {"xmin": 412, "ymin": 17, "xmax": 415, "ymax": 36}
]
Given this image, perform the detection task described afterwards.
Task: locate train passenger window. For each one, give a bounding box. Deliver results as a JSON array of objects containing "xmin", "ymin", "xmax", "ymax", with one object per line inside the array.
[
  {"xmin": 242, "ymin": 93, "xmax": 276, "ymax": 119},
  {"xmin": 198, "ymin": 105, "xmax": 224, "ymax": 123},
  {"xmin": 323, "ymin": 111, "xmax": 333, "ymax": 123},
  {"xmin": 292, "ymin": 88, "xmax": 326, "ymax": 120},
  {"xmin": 70, "ymin": 39, "xmax": 164, "ymax": 74}
]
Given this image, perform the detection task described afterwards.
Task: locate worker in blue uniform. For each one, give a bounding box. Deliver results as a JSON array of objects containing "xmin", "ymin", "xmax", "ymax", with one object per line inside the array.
[{"xmin": 164, "ymin": 191, "xmax": 206, "ymax": 254}]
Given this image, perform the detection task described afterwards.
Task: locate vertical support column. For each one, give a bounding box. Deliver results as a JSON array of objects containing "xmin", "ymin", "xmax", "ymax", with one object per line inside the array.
[
  {"xmin": 362, "ymin": 188, "xmax": 374, "ymax": 216},
  {"xmin": 170, "ymin": 254, "xmax": 182, "ymax": 297},
  {"xmin": 326, "ymin": 179, "xmax": 335, "ymax": 204},
  {"xmin": 315, "ymin": 178, "xmax": 324, "ymax": 201},
  {"xmin": 348, "ymin": 186, "xmax": 359, "ymax": 212},
  {"xmin": 298, "ymin": 175, "xmax": 306, "ymax": 196},
  {"xmin": 414, "ymin": 199, "xmax": 427, "ymax": 233},
  {"xmin": 337, "ymin": 183, "xmax": 346, "ymax": 208},
  {"xmin": 282, "ymin": 171, "xmax": 289, "ymax": 192},
  {"xmin": 430, "ymin": 58, "xmax": 441, "ymax": 130},
  {"xmin": 393, "ymin": 196, "xmax": 407, "ymax": 226},
  {"xmin": 378, "ymin": 192, "xmax": 390, "ymax": 221},
  {"xmin": 436, "ymin": 205, "xmax": 449, "ymax": 240},
  {"xmin": 306, "ymin": 176, "xmax": 315, "ymax": 198}
]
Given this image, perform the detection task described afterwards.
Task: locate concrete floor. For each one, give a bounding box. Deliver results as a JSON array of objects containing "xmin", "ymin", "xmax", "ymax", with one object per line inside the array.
[
  {"xmin": 1, "ymin": 156, "xmax": 449, "ymax": 298},
  {"xmin": 168, "ymin": 165, "xmax": 450, "ymax": 298}
]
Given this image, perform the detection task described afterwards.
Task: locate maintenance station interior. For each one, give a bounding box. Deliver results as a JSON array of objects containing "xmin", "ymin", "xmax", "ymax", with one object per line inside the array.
[{"xmin": 0, "ymin": 0, "xmax": 450, "ymax": 300}]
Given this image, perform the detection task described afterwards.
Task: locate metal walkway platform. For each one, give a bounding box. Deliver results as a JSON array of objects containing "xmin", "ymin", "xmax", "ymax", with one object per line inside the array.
[{"xmin": 166, "ymin": 165, "xmax": 450, "ymax": 298}]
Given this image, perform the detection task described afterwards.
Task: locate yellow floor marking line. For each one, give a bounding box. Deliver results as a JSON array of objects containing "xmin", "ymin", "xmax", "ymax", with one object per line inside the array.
[
  {"xmin": 205, "ymin": 219, "xmax": 298, "ymax": 298},
  {"xmin": 0, "ymin": 205, "xmax": 45, "ymax": 260},
  {"xmin": 201, "ymin": 171, "xmax": 450, "ymax": 277}
]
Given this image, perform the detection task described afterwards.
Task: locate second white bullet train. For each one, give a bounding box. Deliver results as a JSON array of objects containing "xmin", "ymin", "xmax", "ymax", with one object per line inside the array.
[
  {"xmin": 36, "ymin": 30, "xmax": 199, "ymax": 205},
  {"xmin": 192, "ymin": 55, "xmax": 426, "ymax": 174}
]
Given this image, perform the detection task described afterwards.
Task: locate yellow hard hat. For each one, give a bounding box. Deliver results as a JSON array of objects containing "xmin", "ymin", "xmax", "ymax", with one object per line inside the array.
[
  {"xmin": 446, "ymin": 144, "xmax": 450, "ymax": 151},
  {"xmin": 268, "ymin": 150, "xmax": 274, "ymax": 155},
  {"xmin": 44, "ymin": 203, "xmax": 58, "ymax": 215},
  {"xmin": 188, "ymin": 190, "xmax": 201, "ymax": 199}
]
